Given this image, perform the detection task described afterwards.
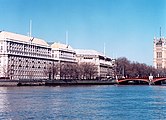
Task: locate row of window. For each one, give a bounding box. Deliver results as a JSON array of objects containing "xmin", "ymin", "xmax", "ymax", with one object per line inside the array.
[
  {"xmin": 7, "ymin": 56, "xmax": 53, "ymax": 70},
  {"xmin": 9, "ymin": 56, "xmax": 50, "ymax": 63},
  {"xmin": 8, "ymin": 47, "xmax": 50, "ymax": 53},
  {"xmin": 11, "ymin": 71, "xmax": 44, "ymax": 74},
  {"xmin": 5, "ymin": 41, "xmax": 51, "ymax": 58},
  {"xmin": 8, "ymin": 50, "xmax": 51, "ymax": 58}
]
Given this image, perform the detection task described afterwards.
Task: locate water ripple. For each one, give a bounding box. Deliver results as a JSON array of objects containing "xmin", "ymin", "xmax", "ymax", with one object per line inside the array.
[{"xmin": 0, "ymin": 86, "xmax": 166, "ymax": 119}]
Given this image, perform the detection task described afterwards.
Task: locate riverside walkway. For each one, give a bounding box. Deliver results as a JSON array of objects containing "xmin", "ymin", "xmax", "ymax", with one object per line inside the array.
[
  {"xmin": 0, "ymin": 80, "xmax": 18, "ymax": 86},
  {"xmin": 0, "ymin": 76, "xmax": 166, "ymax": 86},
  {"xmin": 45, "ymin": 76, "xmax": 166, "ymax": 86}
]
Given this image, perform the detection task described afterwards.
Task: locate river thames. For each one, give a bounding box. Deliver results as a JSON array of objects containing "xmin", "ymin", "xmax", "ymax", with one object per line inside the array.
[{"xmin": 0, "ymin": 85, "xmax": 166, "ymax": 120}]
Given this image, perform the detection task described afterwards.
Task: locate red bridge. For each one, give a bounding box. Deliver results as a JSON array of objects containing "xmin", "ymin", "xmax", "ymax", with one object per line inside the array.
[{"xmin": 117, "ymin": 77, "xmax": 166, "ymax": 85}]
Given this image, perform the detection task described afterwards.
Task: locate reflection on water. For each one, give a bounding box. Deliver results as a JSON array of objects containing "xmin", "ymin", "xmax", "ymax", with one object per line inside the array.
[
  {"xmin": 0, "ymin": 86, "xmax": 166, "ymax": 119},
  {"xmin": 0, "ymin": 88, "xmax": 9, "ymax": 113}
]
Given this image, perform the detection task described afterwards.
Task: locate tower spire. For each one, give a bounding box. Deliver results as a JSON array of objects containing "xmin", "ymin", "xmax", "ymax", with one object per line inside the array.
[
  {"xmin": 160, "ymin": 27, "xmax": 162, "ymax": 38},
  {"xmin": 65, "ymin": 31, "xmax": 68, "ymax": 45},
  {"xmin": 104, "ymin": 42, "xmax": 105, "ymax": 56},
  {"xmin": 30, "ymin": 20, "xmax": 32, "ymax": 37}
]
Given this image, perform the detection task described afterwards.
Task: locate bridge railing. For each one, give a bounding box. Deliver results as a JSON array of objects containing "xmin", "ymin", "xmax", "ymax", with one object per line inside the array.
[{"xmin": 118, "ymin": 77, "xmax": 149, "ymax": 80}]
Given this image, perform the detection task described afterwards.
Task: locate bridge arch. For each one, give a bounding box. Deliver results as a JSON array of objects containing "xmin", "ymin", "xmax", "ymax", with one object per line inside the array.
[
  {"xmin": 152, "ymin": 78, "xmax": 166, "ymax": 85},
  {"xmin": 118, "ymin": 78, "xmax": 149, "ymax": 85}
]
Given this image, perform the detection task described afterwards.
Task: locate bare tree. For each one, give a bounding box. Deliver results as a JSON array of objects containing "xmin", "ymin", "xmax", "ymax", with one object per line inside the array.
[
  {"xmin": 44, "ymin": 64, "xmax": 53, "ymax": 80},
  {"xmin": 52, "ymin": 63, "xmax": 60, "ymax": 79},
  {"xmin": 59, "ymin": 62, "xmax": 98, "ymax": 80},
  {"xmin": 60, "ymin": 63, "xmax": 78, "ymax": 79},
  {"xmin": 0, "ymin": 65, "xmax": 11, "ymax": 79},
  {"xmin": 44, "ymin": 67, "xmax": 51, "ymax": 80},
  {"xmin": 79, "ymin": 62, "xmax": 98, "ymax": 80},
  {"xmin": 116, "ymin": 57, "xmax": 131, "ymax": 78},
  {"xmin": 29, "ymin": 71, "xmax": 34, "ymax": 79},
  {"xmin": 155, "ymin": 68, "xmax": 166, "ymax": 77},
  {"xmin": 116, "ymin": 57, "xmax": 156, "ymax": 78},
  {"xmin": 43, "ymin": 62, "xmax": 62, "ymax": 80}
]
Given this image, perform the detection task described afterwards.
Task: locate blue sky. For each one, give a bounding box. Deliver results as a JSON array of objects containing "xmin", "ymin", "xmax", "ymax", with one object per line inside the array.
[{"xmin": 0, "ymin": 0, "xmax": 166, "ymax": 65}]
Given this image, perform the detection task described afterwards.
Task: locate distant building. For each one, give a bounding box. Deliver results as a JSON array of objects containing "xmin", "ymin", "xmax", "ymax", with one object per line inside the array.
[
  {"xmin": 75, "ymin": 49, "xmax": 115, "ymax": 79},
  {"xmin": 153, "ymin": 37, "xmax": 166, "ymax": 69}
]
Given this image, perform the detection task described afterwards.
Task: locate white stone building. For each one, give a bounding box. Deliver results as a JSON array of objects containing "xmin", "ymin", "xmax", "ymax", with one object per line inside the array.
[
  {"xmin": 51, "ymin": 42, "xmax": 76, "ymax": 63},
  {"xmin": 0, "ymin": 31, "xmax": 115, "ymax": 80},
  {"xmin": 50, "ymin": 42, "xmax": 77, "ymax": 79},
  {"xmin": 75, "ymin": 49, "xmax": 115, "ymax": 79},
  {"xmin": 0, "ymin": 31, "xmax": 53, "ymax": 80}
]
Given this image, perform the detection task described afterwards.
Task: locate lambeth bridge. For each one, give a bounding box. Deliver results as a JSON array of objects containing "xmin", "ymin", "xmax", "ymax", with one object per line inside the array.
[{"xmin": 117, "ymin": 77, "xmax": 166, "ymax": 85}]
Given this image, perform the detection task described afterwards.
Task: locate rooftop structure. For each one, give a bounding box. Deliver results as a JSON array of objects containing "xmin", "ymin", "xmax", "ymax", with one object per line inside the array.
[
  {"xmin": 51, "ymin": 42, "xmax": 76, "ymax": 63},
  {"xmin": 0, "ymin": 31, "xmax": 49, "ymax": 47},
  {"xmin": 75, "ymin": 49, "xmax": 105, "ymax": 56}
]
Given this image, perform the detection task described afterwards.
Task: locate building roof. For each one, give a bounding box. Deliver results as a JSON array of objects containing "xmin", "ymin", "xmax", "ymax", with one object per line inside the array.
[
  {"xmin": 75, "ymin": 49, "xmax": 105, "ymax": 56},
  {"xmin": 0, "ymin": 31, "xmax": 49, "ymax": 47},
  {"xmin": 51, "ymin": 42, "xmax": 73, "ymax": 50}
]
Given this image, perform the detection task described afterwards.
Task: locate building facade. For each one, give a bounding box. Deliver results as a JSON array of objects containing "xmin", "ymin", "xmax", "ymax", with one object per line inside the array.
[
  {"xmin": 75, "ymin": 49, "xmax": 115, "ymax": 79},
  {"xmin": 50, "ymin": 42, "xmax": 77, "ymax": 79},
  {"xmin": 0, "ymin": 31, "xmax": 53, "ymax": 80},
  {"xmin": 0, "ymin": 31, "xmax": 115, "ymax": 80},
  {"xmin": 51, "ymin": 42, "xmax": 76, "ymax": 63},
  {"xmin": 153, "ymin": 37, "xmax": 166, "ymax": 69}
]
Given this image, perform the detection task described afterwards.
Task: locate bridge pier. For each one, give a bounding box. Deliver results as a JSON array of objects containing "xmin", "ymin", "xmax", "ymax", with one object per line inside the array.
[
  {"xmin": 149, "ymin": 75, "xmax": 154, "ymax": 85},
  {"xmin": 149, "ymin": 81, "xmax": 154, "ymax": 85},
  {"xmin": 115, "ymin": 75, "xmax": 119, "ymax": 84}
]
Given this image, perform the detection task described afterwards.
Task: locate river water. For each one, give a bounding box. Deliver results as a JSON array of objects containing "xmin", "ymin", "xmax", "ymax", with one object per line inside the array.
[{"xmin": 0, "ymin": 85, "xmax": 166, "ymax": 120}]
